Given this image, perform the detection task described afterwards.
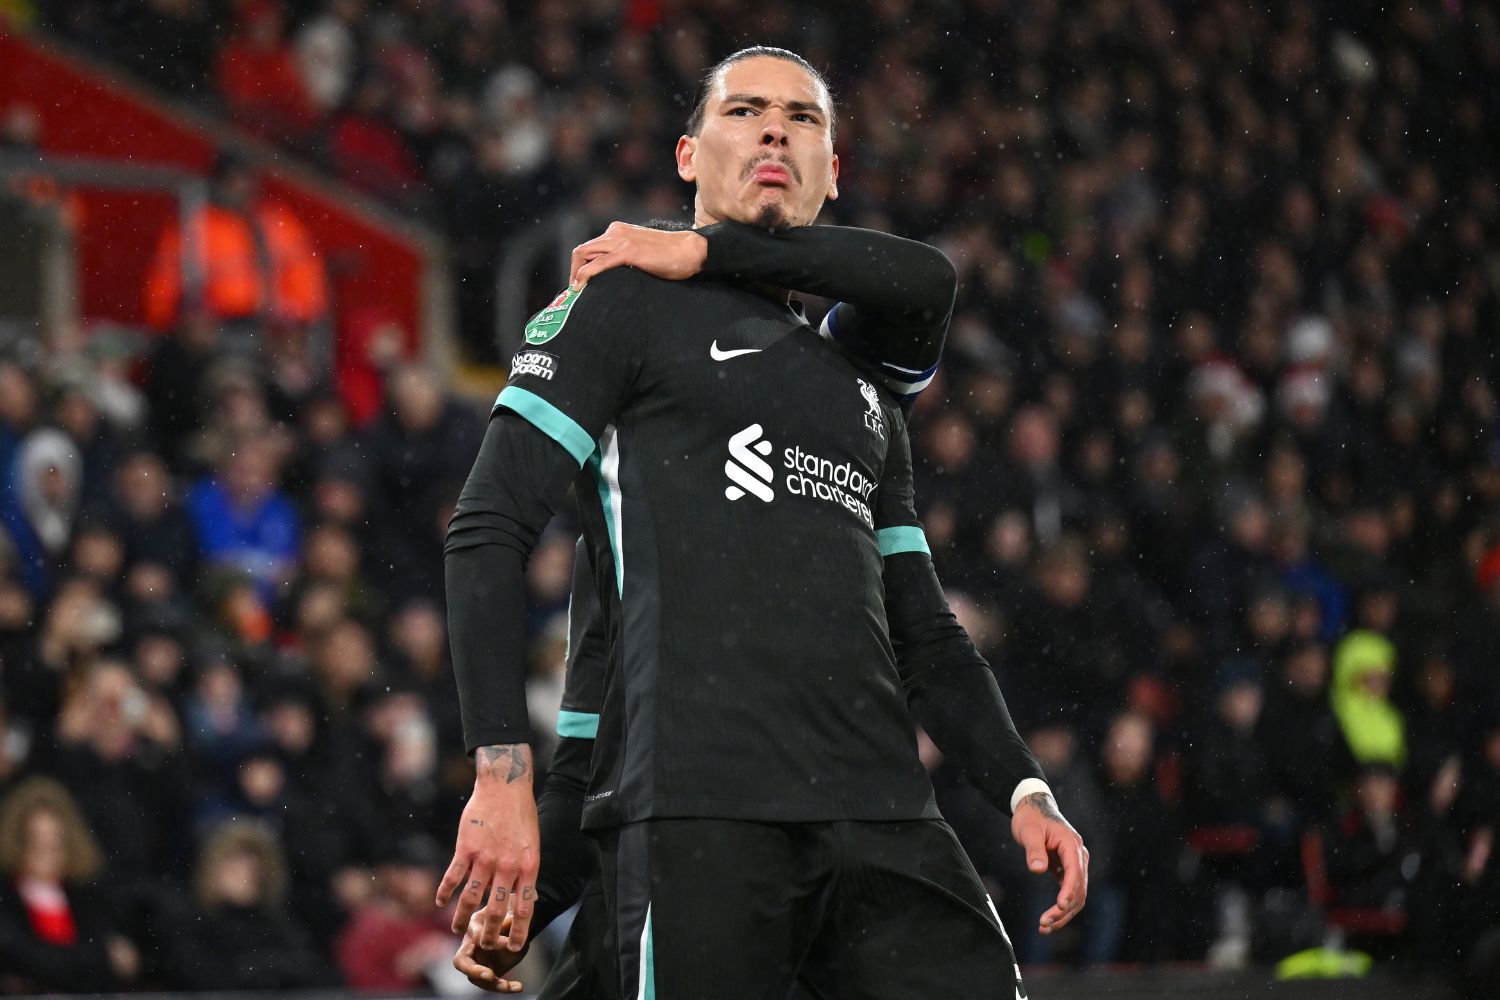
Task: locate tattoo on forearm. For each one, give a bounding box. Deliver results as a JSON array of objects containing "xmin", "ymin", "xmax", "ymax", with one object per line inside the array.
[
  {"xmin": 477, "ymin": 743, "xmax": 532, "ymax": 784},
  {"xmin": 1021, "ymin": 791, "xmax": 1063, "ymax": 821}
]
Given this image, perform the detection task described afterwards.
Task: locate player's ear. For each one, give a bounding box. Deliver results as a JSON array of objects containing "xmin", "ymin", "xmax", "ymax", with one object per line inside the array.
[
  {"xmin": 676, "ymin": 135, "xmax": 697, "ymax": 183},
  {"xmin": 826, "ymin": 152, "xmax": 839, "ymax": 201}
]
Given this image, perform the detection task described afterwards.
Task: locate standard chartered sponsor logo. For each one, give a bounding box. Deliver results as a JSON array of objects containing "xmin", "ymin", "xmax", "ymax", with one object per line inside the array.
[
  {"xmin": 723, "ymin": 424, "xmax": 876, "ymax": 526},
  {"xmin": 783, "ymin": 444, "xmax": 876, "ymax": 527},
  {"xmin": 724, "ymin": 424, "xmax": 775, "ymax": 502}
]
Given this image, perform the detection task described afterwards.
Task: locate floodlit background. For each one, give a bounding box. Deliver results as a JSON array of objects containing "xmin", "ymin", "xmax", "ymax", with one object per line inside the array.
[{"xmin": 0, "ymin": 1, "xmax": 1497, "ymax": 997}]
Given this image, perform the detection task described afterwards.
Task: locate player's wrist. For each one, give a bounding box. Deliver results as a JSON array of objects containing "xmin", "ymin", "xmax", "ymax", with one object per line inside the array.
[
  {"xmin": 1009, "ymin": 777, "xmax": 1055, "ymax": 815},
  {"xmin": 474, "ymin": 743, "xmax": 534, "ymax": 785},
  {"xmin": 683, "ymin": 230, "xmax": 708, "ymax": 275}
]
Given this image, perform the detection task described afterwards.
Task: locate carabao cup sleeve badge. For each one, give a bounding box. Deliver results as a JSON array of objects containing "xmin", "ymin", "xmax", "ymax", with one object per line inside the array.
[{"xmin": 524, "ymin": 286, "xmax": 582, "ymax": 345}]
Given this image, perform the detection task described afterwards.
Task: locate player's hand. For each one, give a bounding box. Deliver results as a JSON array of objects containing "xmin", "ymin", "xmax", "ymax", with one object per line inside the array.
[
  {"xmin": 453, "ymin": 907, "xmax": 529, "ymax": 993},
  {"xmin": 1011, "ymin": 791, "xmax": 1089, "ymax": 935},
  {"xmin": 436, "ymin": 744, "xmax": 540, "ymax": 953},
  {"xmin": 570, "ymin": 221, "xmax": 707, "ymax": 288}
]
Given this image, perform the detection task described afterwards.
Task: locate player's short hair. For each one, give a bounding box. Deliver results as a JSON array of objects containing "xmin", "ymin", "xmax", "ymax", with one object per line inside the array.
[{"xmin": 685, "ymin": 46, "xmax": 837, "ymax": 141}]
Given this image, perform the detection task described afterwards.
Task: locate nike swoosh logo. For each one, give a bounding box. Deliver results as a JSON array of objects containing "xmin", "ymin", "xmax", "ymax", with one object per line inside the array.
[{"xmin": 710, "ymin": 342, "xmax": 762, "ymax": 361}]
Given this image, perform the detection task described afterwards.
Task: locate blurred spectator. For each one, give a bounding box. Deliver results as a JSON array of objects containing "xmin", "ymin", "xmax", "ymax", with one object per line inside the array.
[
  {"xmin": 1189, "ymin": 658, "xmax": 1278, "ymax": 835},
  {"xmin": 1322, "ymin": 763, "xmax": 1417, "ymax": 911},
  {"xmin": 186, "ymin": 433, "xmax": 302, "ymax": 600},
  {"xmin": 1018, "ymin": 722, "xmax": 1111, "ymax": 965},
  {"xmin": 286, "ymin": 390, "xmax": 370, "ymax": 503},
  {"xmin": 363, "ymin": 365, "xmax": 481, "ymax": 603},
  {"xmin": 295, "ymin": 0, "xmax": 365, "ymax": 115},
  {"xmin": 297, "ymin": 521, "xmax": 384, "ymax": 626},
  {"xmin": 1330, "ymin": 629, "xmax": 1407, "ymax": 773},
  {"xmin": 1259, "ymin": 643, "xmax": 1342, "ymax": 825},
  {"xmin": 363, "ymin": 688, "xmax": 446, "ymax": 847},
  {"xmin": 1185, "ymin": 489, "xmax": 1275, "ymax": 644},
  {"xmin": 48, "ymin": 379, "xmax": 123, "ymax": 512},
  {"xmin": 253, "ymin": 677, "xmax": 379, "ymax": 945},
  {"xmin": 12, "ymin": 578, "xmax": 119, "ymax": 732},
  {"xmin": 44, "ymin": 659, "xmax": 187, "ymax": 887},
  {"xmin": 385, "ymin": 599, "xmax": 465, "ymax": 780},
  {"xmin": 1095, "ymin": 710, "xmax": 1182, "ymax": 963},
  {"xmin": 142, "ymin": 153, "xmax": 329, "ymax": 339},
  {"xmin": 1007, "ymin": 536, "xmax": 1129, "ymax": 733},
  {"xmin": 184, "ymin": 361, "xmax": 294, "ymax": 477},
  {"xmin": 328, "ymin": 71, "xmax": 427, "ymax": 208},
  {"xmin": 1001, "ymin": 404, "xmax": 1086, "ymax": 546},
  {"xmin": 0, "ymin": 362, "xmax": 40, "ymax": 478},
  {"xmin": 333, "ymin": 835, "xmax": 456, "ymax": 991},
  {"xmin": 184, "ymin": 655, "xmax": 266, "ymax": 785},
  {"xmin": 144, "ymin": 313, "xmax": 229, "ymax": 470},
  {"xmin": 159, "ymin": 818, "xmax": 336, "ymax": 989},
  {"xmin": 214, "ymin": 0, "xmax": 317, "ymax": 145},
  {"xmin": 2, "ymin": 428, "xmax": 82, "ymax": 598},
  {"xmin": 112, "ymin": 450, "xmax": 201, "ymax": 606},
  {"xmin": 310, "ymin": 617, "xmax": 377, "ymax": 713},
  {"xmin": 0, "ymin": 777, "xmax": 139, "ymax": 993}
]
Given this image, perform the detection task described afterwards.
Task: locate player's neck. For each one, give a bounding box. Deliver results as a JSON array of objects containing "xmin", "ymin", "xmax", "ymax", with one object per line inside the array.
[{"xmin": 696, "ymin": 207, "xmax": 793, "ymax": 303}]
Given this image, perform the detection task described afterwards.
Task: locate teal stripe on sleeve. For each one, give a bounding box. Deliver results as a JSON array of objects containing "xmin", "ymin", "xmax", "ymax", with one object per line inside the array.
[
  {"xmin": 877, "ymin": 525, "xmax": 931, "ymax": 557},
  {"xmin": 556, "ymin": 710, "xmax": 600, "ymax": 739},
  {"xmin": 496, "ymin": 386, "xmax": 594, "ymax": 467}
]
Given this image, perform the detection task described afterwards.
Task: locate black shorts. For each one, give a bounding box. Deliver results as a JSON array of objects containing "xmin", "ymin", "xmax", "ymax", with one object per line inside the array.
[
  {"xmin": 537, "ymin": 879, "xmax": 824, "ymax": 1000},
  {"xmin": 540, "ymin": 883, "xmax": 617, "ymax": 1000},
  {"xmin": 594, "ymin": 817, "xmax": 1025, "ymax": 1000}
]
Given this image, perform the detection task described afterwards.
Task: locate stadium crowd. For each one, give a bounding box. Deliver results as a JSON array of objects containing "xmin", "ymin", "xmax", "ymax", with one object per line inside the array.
[{"xmin": 2, "ymin": 0, "xmax": 1499, "ymax": 993}]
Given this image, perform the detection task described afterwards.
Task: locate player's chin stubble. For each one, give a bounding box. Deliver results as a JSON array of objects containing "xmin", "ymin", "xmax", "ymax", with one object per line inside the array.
[{"xmin": 752, "ymin": 200, "xmax": 793, "ymax": 231}]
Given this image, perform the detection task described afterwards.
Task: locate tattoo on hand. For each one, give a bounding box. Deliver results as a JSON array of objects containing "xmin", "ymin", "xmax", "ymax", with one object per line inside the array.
[
  {"xmin": 469, "ymin": 819, "xmax": 484, "ymax": 826},
  {"xmin": 477, "ymin": 744, "xmax": 532, "ymax": 784},
  {"xmin": 1021, "ymin": 791, "xmax": 1063, "ymax": 822},
  {"xmin": 522, "ymin": 887, "xmax": 534, "ymax": 901}
]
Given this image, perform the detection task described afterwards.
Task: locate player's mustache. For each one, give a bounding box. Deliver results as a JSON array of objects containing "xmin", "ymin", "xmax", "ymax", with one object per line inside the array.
[{"xmin": 742, "ymin": 154, "xmax": 802, "ymax": 184}]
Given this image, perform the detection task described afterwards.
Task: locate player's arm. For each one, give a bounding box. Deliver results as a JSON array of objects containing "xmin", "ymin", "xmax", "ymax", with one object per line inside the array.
[
  {"xmin": 875, "ymin": 408, "xmax": 1090, "ymax": 934},
  {"xmin": 699, "ymin": 221, "xmax": 955, "ymax": 400},
  {"xmin": 453, "ymin": 539, "xmax": 604, "ymax": 992},
  {"xmin": 569, "ymin": 220, "xmax": 956, "ymax": 400},
  {"xmin": 440, "ymin": 270, "xmax": 647, "ymax": 954}
]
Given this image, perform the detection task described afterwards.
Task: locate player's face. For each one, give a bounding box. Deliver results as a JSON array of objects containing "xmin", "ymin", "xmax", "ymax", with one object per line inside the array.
[{"xmin": 677, "ymin": 56, "xmax": 839, "ymax": 230}]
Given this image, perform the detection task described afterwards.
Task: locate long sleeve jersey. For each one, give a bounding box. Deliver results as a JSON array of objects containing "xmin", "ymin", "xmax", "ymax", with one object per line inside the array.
[{"xmin": 446, "ymin": 223, "xmax": 1043, "ymax": 835}]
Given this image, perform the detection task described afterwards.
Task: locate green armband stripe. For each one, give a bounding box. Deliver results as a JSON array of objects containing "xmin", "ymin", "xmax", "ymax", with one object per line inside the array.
[
  {"xmin": 877, "ymin": 525, "xmax": 930, "ymax": 557},
  {"xmin": 556, "ymin": 710, "xmax": 600, "ymax": 739},
  {"xmin": 496, "ymin": 386, "xmax": 594, "ymax": 467}
]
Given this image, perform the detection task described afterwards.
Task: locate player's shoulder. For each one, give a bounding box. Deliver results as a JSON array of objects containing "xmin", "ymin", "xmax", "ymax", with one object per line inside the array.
[
  {"xmin": 582, "ymin": 265, "xmax": 701, "ymax": 300},
  {"xmin": 572, "ymin": 266, "xmax": 710, "ymax": 315},
  {"xmin": 521, "ymin": 268, "xmax": 667, "ymax": 347}
]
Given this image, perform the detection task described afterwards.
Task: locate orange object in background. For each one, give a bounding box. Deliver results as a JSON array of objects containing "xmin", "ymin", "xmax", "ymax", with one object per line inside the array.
[
  {"xmin": 0, "ymin": 30, "xmax": 427, "ymax": 419},
  {"xmin": 142, "ymin": 197, "xmax": 329, "ymax": 332}
]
